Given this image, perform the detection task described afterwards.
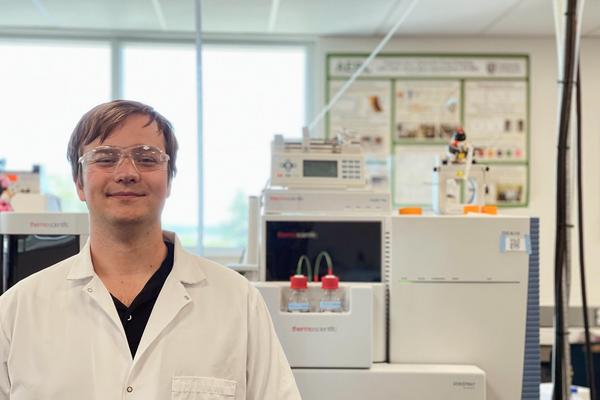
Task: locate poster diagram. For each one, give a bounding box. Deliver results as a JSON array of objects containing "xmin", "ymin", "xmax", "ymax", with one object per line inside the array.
[
  {"xmin": 464, "ymin": 80, "xmax": 528, "ymax": 162},
  {"xmin": 329, "ymin": 79, "xmax": 391, "ymax": 157},
  {"xmin": 395, "ymin": 80, "xmax": 461, "ymax": 143},
  {"xmin": 393, "ymin": 145, "xmax": 446, "ymax": 206}
]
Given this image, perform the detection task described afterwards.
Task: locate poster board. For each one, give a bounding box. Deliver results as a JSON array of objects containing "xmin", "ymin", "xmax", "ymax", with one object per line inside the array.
[{"xmin": 326, "ymin": 54, "xmax": 530, "ymax": 208}]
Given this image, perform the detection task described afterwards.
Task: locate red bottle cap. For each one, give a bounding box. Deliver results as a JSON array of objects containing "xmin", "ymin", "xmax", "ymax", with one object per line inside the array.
[
  {"xmin": 321, "ymin": 274, "xmax": 339, "ymax": 290},
  {"xmin": 290, "ymin": 274, "xmax": 308, "ymax": 289}
]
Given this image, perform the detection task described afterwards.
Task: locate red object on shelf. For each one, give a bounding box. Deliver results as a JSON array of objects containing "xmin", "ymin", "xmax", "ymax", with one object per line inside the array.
[
  {"xmin": 321, "ymin": 274, "xmax": 339, "ymax": 290},
  {"xmin": 290, "ymin": 274, "xmax": 308, "ymax": 289}
]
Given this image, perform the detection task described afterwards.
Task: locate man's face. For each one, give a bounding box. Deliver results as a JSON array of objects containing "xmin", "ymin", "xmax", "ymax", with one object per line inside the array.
[{"xmin": 76, "ymin": 114, "xmax": 171, "ymax": 227}]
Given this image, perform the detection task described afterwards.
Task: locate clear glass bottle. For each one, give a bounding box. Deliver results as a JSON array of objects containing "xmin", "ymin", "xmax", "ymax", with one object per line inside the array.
[
  {"xmin": 288, "ymin": 274, "xmax": 310, "ymax": 312},
  {"xmin": 319, "ymin": 274, "xmax": 342, "ymax": 312}
]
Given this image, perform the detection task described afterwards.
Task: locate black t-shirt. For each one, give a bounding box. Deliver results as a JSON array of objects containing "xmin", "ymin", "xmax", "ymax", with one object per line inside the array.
[{"xmin": 111, "ymin": 241, "xmax": 175, "ymax": 357}]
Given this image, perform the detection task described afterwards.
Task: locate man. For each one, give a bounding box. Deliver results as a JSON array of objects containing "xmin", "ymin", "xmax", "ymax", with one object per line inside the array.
[{"xmin": 0, "ymin": 100, "xmax": 301, "ymax": 399}]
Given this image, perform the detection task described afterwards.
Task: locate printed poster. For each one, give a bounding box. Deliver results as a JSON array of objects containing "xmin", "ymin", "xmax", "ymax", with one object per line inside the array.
[
  {"xmin": 328, "ymin": 79, "xmax": 392, "ymax": 157},
  {"xmin": 394, "ymin": 80, "xmax": 461, "ymax": 143},
  {"xmin": 393, "ymin": 145, "xmax": 446, "ymax": 205},
  {"xmin": 464, "ymin": 80, "xmax": 528, "ymax": 162}
]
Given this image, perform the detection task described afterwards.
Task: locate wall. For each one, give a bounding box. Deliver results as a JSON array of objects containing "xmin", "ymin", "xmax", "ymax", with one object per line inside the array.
[{"xmin": 311, "ymin": 36, "xmax": 600, "ymax": 306}]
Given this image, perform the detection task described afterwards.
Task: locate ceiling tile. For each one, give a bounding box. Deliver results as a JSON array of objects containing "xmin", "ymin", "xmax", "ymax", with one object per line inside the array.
[
  {"xmin": 0, "ymin": 0, "xmax": 51, "ymax": 28},
  {"xmin": 44, "ymin": 0, "xmax": 161, "ymax": 31},
  {"xmin": 161, "ymin": 0, "xmax": 195, "ymax": 32},
  {"xmin": 201, "ymin": 0, "xmax": 273, "ymax": 33},
  {"xmin": 485, "ymin": 0, "xmax": 600, "ymax": 37},
  {"xmin": 0, "ymin": 0, "xmax": 597, "ymax": 37},
  {"xmin": 389, "ymin": 0, "xmax": 524, "ymax": 35},
  {"xmin": 274, "ymin": 0, "xmax": 399, "ymax": 35}
]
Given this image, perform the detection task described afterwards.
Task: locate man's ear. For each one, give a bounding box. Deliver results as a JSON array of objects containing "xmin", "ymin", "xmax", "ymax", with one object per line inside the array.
[{"xmin": 76, "ymin": 173, "xmax": 86, "ymax": 202}]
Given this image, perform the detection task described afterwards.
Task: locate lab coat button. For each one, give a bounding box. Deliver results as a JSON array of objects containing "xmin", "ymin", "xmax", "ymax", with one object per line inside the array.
[
  {"xmin": 126, "ymin": 386, "xmax": 133, "ymax": 393},
  {"xmin": 87, "ymin": 288, "xmax": 93, "ymax": 293},
  {"xmin": 184, "ymin": 295, "xmax": 190, "ymax": 300}
]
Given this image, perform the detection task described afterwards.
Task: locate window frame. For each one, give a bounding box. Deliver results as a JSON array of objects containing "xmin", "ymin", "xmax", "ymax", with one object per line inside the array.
[{"xmin": 0, "ymin": 30, "xmax": 315, "ymax": 261}]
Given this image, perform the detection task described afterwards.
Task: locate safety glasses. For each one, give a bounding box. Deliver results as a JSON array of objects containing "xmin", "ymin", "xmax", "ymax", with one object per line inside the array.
[{"xmin": 78, "ymin": 144, "xmax": 170, "ymax": 173}]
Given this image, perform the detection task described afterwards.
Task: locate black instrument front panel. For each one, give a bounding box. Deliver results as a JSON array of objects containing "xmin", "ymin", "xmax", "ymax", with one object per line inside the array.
[{"xmin": 266, "ymin": 220, "xmax": 381, "ymax": 282}]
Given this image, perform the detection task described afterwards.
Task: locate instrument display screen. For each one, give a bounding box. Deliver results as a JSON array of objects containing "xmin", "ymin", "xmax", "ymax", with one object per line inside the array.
[
  {"xmin": 303, "ymin": 160, "xmax": 337, "ymax": 177},
  {"xmin": 266, "ymin": 220, "xmax": 382, "ymax": 282}
]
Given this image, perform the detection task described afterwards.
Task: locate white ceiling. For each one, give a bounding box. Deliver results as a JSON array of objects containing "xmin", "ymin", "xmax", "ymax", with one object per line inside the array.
[{"xmin": 0, "ymin": 0, "xmax": 599, "ymax": 37}]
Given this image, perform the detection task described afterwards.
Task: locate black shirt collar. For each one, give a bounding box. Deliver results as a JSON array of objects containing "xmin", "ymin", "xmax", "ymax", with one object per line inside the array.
[{"xmin": 111, "ymin": 241, "xmax": 175, "ymax": 357}]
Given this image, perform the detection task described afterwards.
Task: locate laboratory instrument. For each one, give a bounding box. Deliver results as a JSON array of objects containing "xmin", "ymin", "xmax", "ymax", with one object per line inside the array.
[
  {"xmin": 248, "ymin": 130, "xmax": 539, "ymax": 399},
  {"xmin": 1, "ymin": 212, "xmax": 89, "ymax": 293},
  {"xmin": 432, "ymin": 128, "xmax": 490, "ymax": 214},
  {"xmin": 270, "ymin": 131, "xmax": 366, "ymax": 189},
  {"xmin": 389, "ymin": 215, "xmax": 539, "ymax": 400}
]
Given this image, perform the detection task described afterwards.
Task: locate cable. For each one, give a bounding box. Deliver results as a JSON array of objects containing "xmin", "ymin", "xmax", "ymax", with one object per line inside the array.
[
  {"xmin": 296, "ymin": 255, "xmax": 313, "ymax": 282},
  {"xmin": 553, "ymin": 0, "xmax": 579, "ymax": 398},
  {"xmin": 313, "ymin": 251, "xmax": 333, "ymax": 282},
  {"xmin": 575, "ymin": 61, "xmax": 596, "ymax": 400}
]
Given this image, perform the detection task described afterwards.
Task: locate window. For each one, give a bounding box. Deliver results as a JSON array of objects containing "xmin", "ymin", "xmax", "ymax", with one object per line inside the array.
[
  {"xmin": 0, "ymin": 40, "xmax": 111, "ymax": 212},
  {"xmin": 1, "ymin": 37, "xmax": 308, "ymax": 255},
  {"xmin": 122, "ymin": 43, "xmax": 199, "ymax": 247},
  {"xmin": 202, "ymin": 45, "xmax": 306, "ymax": 250},
  {"xmin": 123, "ymin": 43, "xmax": 307, "ymax": 252}
]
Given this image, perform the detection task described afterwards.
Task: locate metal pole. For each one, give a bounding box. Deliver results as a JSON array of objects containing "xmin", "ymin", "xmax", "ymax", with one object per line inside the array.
[
  {"xmin": 110, "ymin": 39, "xmax": 122, "ymax": 100},
  {"xmin": 194, "ymin": 0, "xmax": 205, "ymax": 255}
]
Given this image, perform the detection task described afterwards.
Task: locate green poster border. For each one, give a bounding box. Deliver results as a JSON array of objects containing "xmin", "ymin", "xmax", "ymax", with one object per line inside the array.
[
  {"xmin": 326, "ymin": 52, "xmax": 529, "ymax": 78},
  {"xmin": 325, "ymin": 52, "xmax": 531, "ymax": 208}
]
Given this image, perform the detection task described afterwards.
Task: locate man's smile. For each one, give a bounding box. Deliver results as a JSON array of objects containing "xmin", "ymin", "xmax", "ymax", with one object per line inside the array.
[{"xmin": 106, "ymin": 191, "xmax": 146, "ymax": 198}]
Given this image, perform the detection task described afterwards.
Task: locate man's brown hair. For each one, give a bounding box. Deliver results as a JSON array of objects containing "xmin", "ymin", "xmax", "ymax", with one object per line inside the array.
[{"xmin": 67, "ymin": 100, "xmax": 178, "ymax": 184}]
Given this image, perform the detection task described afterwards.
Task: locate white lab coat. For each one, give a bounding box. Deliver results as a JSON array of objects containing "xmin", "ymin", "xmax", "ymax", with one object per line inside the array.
[{"xmin": 0, "ymin": 232, "xmax": 301, "ymax": 400}]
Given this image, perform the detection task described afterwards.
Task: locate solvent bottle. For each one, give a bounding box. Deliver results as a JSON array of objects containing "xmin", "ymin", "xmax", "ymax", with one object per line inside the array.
[
  {"xmin": 288, "ymin": 274, "xmax": 310, "ymax": 312},
  {"xmin": 319, "ymin": 274, "xmax": 342, "ymax": 312}
]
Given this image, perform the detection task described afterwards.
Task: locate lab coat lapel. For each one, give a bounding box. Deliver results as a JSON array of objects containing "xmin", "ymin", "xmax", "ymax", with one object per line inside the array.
[
  {"xmin": 68, "ymin": 241, "xmax": 129, "ymax": 347},
  {"xmin": 132, "ymin": 236, "xmax": 204, "ymax": 364},
  {"xmin": 82, "ymin": 276, "xmax": 129, "ymax": 346},
  {"xmin": 132, "ymin": 274, "xmax": 191, "ymax": 364}
]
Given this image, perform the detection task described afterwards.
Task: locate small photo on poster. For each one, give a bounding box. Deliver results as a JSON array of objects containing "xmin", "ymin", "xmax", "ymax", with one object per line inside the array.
[
  {"xmin": 329, "ymin": 80, "xmax": 392, "ymax": 157},
  {"xmin": 396, "ymin": 122, "xmax": 460, "ymax": 141},
  {"xmin": 484, "ymin": 164, "xmax": 528, "ymax": 206},
  {"xmin": 395, "ymin": 80, "xmax": 461, "ymax": 143}
]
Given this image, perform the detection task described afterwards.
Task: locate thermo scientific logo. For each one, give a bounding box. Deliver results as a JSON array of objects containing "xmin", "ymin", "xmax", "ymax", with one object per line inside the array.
[
  {"xmin": 453, "ymin": 381, "xmax": 476, "ymax": 389},
  {"xmin": 30, "ymin": 222, "xmax": 69, "ymax": 229},
  {"xmin": 276, "ymin": 231, "xmax": 318, "ymax": 239},
  {"xmin": 269, "ymin": 195, "xmax": 303, "ymax": 202},
  {"xmin": 292, "ymin": 326, "xmax": 336, "ymax": 333}
]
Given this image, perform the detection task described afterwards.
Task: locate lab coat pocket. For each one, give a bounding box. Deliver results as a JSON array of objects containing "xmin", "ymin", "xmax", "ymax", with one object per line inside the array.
[{"xmin": 172, "ymin": 376, "xmax": 237, "ymax": 400}]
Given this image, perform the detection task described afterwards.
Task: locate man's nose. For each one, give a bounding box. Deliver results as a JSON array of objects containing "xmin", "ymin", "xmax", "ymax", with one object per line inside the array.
[{"xmin": 113, "ymin": 155, "xmax": 140, "ymax": 183}]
